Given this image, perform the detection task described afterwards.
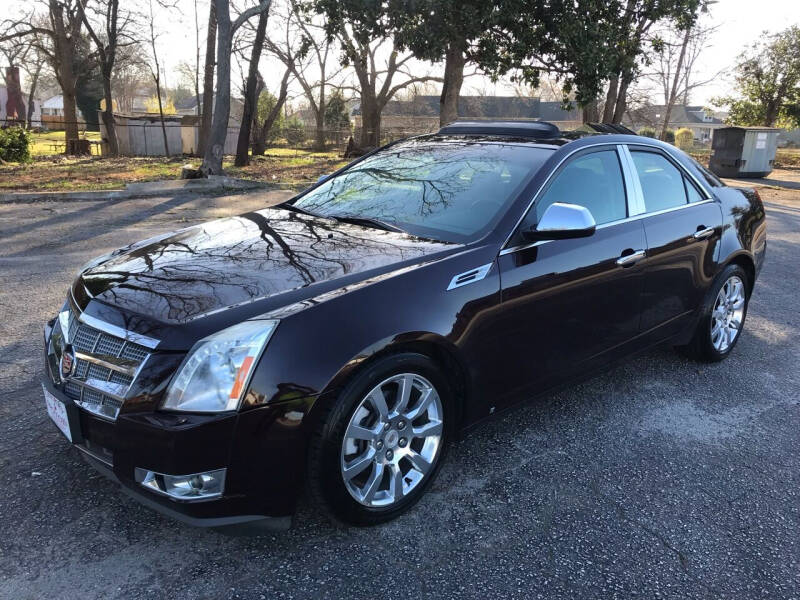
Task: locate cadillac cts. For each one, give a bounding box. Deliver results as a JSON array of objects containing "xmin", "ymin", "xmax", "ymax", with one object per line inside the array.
[{"xmin": 42, "ymin": 121, "xmax": 767, "ymax": 531}]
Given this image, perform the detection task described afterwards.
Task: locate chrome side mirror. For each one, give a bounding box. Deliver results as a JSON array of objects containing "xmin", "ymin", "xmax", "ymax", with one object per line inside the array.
[{"xmin": 523, "ymin": 202, "xmax": 597, "ymax": 241}]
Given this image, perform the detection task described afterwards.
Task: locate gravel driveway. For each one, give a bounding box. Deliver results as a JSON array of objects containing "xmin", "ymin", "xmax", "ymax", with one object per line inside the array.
[{"xmin": 1, "ymin": 185, "xmax": 798, "ymax": 599}]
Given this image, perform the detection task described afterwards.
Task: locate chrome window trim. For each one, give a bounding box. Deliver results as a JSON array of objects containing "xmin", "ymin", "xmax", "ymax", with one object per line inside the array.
[
  {"xmin": 617, "ymin": 145, "xmax": 646, "ymax": 216},
  {"xmin": 498, "ymin": 139, "xmax": 717, "ymax": 257}
]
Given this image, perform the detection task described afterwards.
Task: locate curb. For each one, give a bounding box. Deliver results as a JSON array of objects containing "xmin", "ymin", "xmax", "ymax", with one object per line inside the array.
[{"xmin": 0, "ymin": 177, "xmax": 276, "ymax": 203}]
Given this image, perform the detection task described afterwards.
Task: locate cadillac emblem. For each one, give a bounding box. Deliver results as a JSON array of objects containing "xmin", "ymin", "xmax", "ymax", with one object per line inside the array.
[{"xmin": 60, "ymin": 345, "xmax": 77, "ymax": 379}]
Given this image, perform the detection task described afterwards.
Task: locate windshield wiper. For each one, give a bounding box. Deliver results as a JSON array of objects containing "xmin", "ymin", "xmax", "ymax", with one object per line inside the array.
[
  {"xmin": 278, "ymin": 202, "xmax": 326, "ymax": 219},
  {"xmin": 330, "ymin": 215, "xmax": 405, "ymax": 233}
]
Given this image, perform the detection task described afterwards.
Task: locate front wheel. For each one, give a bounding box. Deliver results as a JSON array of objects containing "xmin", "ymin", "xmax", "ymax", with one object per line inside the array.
[
  {"xmin": 678, "ymin": 264, "xmax": 750, "ymax": 362},
  {"xmin": 307, "ymin": 353, "xmax": 452, "ymax": 525}
]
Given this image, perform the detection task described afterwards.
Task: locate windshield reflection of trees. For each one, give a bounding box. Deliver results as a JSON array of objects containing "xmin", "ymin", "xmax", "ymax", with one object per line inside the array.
[
  {"xmin": 83, "ymin": 211, "xmax": 449, "ymax": 323},
  {"xmin": 296, "ymin": 142, "xmax": 526, "ymax": 224}
]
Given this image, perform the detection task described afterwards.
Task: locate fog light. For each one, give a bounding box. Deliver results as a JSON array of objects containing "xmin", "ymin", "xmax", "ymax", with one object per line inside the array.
[{"xmin": 134, "ymin": 467, "xmax": 226, "ymax": 501}]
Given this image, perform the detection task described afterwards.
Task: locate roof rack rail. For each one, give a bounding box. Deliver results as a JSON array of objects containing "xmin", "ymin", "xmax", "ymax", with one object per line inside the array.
[
  {"xmin": 585, "ymin": 123, "xmax": 638, "ymax": 135},
  {"xmin": 438, "ymin": 120, "xmax": 561, "ymax": 140}
]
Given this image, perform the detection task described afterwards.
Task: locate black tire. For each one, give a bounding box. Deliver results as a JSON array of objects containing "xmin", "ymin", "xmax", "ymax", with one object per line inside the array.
[
  {"xmin": 678, "ymin": 263, "xmax": 750, "ymax": 363},
  {"xmin": 307, "ymin": 352, "xmax": 453, "ymax": 526}
]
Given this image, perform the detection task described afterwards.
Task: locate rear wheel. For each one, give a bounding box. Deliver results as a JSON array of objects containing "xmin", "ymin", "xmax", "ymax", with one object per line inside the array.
[
  {"xmin": 307, "ymin": 353, "xmax": 452, "ymax": 525},
  {"xmin": 678, "ymin": 264, "xmax": 750, "ymax": 362}
]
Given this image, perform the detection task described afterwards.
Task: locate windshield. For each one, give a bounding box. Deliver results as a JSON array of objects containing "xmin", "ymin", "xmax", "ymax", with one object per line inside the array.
[{"xmin": 292, "ymin": 140, "xmax": 550, "ymax": 242}]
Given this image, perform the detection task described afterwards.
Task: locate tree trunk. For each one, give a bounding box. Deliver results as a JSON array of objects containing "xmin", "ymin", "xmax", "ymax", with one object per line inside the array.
[
  {"xmin": 253, "ymin": 68, "xmax": 290, "ymax": 155},
  {"xmin": 314, "ymin": 109, "xmax": 325, "ymax": 151},
  {"xmin": 582, "ymin": 99, "xmax": 599, "ymax": 124},
  {"xmin": 25, "ymin": 63, "xmax": 42, "ymax": 129},
  {"xmin": 660, "ymin": 27, "xmax": 691, "ymax": 141},
  {"xmin": 202, "ymin": 0, "xmax": 233, "ymax": 175},
  {"xmin": 101, "ymin": 73, "xmax": 119, "ymax": 156},
  {"xmin": 62, "ymin": 85, "xmax": 80, "ymax": 150},
  {"xmin": 612, "ymin": 77, "xmax": 630, "ymax": 124},
  {"xmin": 234, "ymin": 9, "xmax": 268, "ymax": 167},
  {"xmin": 439, "ymin": 39, "xmax": 466, "ymax": 127},
  {"xmin": 602, "ymin": 76, "xmax": 619, "ymax": 123},
  {"xmin": 359, "ymin": 96, "xmax": 380, "ymax": 147},
  {"xmin": 198, "ymin": 0, "xmax": 217, "ymax": 156}
]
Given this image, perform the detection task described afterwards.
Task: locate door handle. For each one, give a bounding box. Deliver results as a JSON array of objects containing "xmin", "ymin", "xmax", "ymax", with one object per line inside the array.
[
  {"xmin": 616, "ymin": 249, "xmax": 646, "ymax": 267},
  {"xmin": 693, "ymin": 226, "xmax": 715, "ymax": 240}
]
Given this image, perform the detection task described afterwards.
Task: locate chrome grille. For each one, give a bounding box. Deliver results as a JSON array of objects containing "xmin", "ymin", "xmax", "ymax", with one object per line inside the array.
[{"xmin": 60, "ymin": 307, "xmax": 153, "ymax": 420}]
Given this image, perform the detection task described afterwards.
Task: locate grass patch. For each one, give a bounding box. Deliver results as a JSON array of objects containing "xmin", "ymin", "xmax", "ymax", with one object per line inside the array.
[{"xmin": 29, "ymin": 130, "xmax": 102, "ymax": 157}]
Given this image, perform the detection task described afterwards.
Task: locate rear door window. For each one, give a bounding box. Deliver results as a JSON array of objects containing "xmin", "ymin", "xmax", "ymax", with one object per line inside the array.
[{"xmin": 630, "ymin": 150, "xmax": 688, "ymax": 213}]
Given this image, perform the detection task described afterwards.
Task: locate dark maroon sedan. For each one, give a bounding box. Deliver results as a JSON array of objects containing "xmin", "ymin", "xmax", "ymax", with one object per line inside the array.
[{"xmin": 42, "ymin": 121, "xmax": 766, "ymax": 531}]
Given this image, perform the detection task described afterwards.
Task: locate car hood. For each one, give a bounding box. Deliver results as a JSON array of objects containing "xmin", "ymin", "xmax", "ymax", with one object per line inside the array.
[{"xmin": 79, "ymin": 208, "xmax": 457, "ymax": 325}]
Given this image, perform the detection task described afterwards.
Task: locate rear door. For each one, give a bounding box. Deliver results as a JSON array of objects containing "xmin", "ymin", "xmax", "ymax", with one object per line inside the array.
[
  {"xmin": 624, "ymin": 145, "xmax": 723, "ymax": 336},
  {"xmin": 492, "ymin": 146, "xmax": 647, "ymax": 406}
]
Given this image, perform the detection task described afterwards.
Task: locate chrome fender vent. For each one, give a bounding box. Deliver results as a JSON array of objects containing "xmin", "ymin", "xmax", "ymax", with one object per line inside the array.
[{"xmin": 446, "ymin": 263, "xmax": 493, "ymax": 291}]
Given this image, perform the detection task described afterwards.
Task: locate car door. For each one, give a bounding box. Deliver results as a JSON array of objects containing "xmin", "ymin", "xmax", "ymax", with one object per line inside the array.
[
  {"xmin": 491, "ymin": 146, "xmax": 648, "ymax": 406},
  {"xmin": 624, "ymin": 145, "xmax": 723, "ymax": 336}
]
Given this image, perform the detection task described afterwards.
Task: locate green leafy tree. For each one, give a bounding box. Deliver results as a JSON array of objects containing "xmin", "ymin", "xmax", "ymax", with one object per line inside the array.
[
  {"xmin": 256, "ymin": 90, "xmax": 286, "ymax": 141},
  {"xmin": 713, "ymin": 27, "xmax": 800, "ymax": 128},
  {"xmin": 478, "ymin": 0, "xmax": 704, "ymax": 123},
  {"xmin": 324, "ymin": 90, "xmax": 350, "ymax": 131}
]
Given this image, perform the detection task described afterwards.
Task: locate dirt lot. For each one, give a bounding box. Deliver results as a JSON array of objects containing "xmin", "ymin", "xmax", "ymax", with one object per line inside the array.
[
  {"xmin": 0, "ymin": 185, "xmax": 798, "ymax": 599},
  {"xmin": 0, "ymin": 150, "xmax": 348, "ymax": 193}
]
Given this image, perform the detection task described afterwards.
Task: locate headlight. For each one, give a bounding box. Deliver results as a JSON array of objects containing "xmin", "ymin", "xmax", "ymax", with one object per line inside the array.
[{"xmin": 162, "ymin": 320, "xmax": 278, "ymax": 412}]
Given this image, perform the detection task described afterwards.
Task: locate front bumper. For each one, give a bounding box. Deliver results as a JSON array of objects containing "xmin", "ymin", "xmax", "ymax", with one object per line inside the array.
[{"xmin": 43, "ymin": 317, "xmax": 310, "ymax": 533}]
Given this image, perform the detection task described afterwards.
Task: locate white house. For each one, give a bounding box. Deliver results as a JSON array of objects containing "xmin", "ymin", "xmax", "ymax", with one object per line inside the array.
[{"xmin": 41, "ymin": 95, "xmax": 65, "ymax": 116}]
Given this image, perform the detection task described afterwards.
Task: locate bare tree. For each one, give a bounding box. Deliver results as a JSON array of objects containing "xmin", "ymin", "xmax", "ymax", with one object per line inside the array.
[
  {"xmin": 337, "ymin": 31, "xmax": 441, "ymax": 147},
  {"xmin": 198, "ymin": 0, "xmax": 217, "ymax": 155},
  {"xmin": 265, "ymin": 1, "xmax": 344, "ymax": 151},
  {"xmin": 201, "ymin": 0, "xmax": 272, "ymax": 175},
  {"xmin": 192, "ymin": 0, "xmax": 202, "ymax": 116},
  {"xmin": 145, "ymin": 0, "xmax": 170, "ymax": 155},
  {"xmin": 5, "ymin": 1, "xmax": 89, "ymax": 151},
  {"xmin": 80, "ymin": 0, "xmax": 134, "ymax": 155},
  {"xmin": 234, "ymin": 7, "xmax": 269, "ymax": 166}
]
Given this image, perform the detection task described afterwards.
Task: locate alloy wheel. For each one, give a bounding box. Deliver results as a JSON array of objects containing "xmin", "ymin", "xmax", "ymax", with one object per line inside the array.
[
  {"xmin": 711, "ymin": 275, "xmax": 746, "ymax": 353},
  {"xmin": 340, "ymin": 373, "xmax": 444, "ymax": 508}
]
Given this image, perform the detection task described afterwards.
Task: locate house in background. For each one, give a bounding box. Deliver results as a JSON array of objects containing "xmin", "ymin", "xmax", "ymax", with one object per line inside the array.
[
  {"xmin": 40, "ymin": 95, "xmax": 87, "ymax": 130},
  {"xmin": 173, "ymin": 95, "xmax": 244, "ymax": 121},
  {"xmin": 351, "ymin": 95, "xmax": 582, "ymax": 133},
  {"xmin": 624, "ymin": 105, "xmax": 727, "ymax": 142}
]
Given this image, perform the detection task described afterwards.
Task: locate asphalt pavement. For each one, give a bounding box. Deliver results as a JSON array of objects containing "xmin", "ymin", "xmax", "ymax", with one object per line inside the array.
[{"xmin": 0, "ymin": 184, "xmax": 798, "ymax": 599}]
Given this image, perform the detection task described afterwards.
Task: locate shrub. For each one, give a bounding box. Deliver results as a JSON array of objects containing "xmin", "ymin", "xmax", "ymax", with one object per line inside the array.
[
  {"xmin": 663, "ymin": 129, "xmax": 675, "ymax": 143},
  {"xmin": 638, "ymin": 127, "xmax": 657, "ymax": 138},
  {"xmin": 0, "ymin": 126, "xmax": 31, "ymax": 162},
  {"xmin": 675, "ymin": 127, "xmax": 694, "ymax": 150}
]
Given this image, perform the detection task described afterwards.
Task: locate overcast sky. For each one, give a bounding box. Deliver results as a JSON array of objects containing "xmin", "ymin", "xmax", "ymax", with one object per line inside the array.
[{"xmin": 9, "ymin": 0, "xmax": 800, "ymax": 109}]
